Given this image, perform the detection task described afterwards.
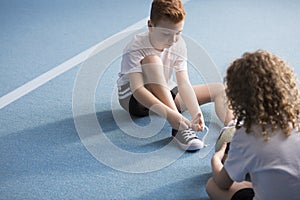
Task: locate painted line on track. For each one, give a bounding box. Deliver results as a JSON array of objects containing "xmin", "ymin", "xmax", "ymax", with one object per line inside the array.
[
  {"xmin": 0, "ymin": 19, "xmax": 147, "ymax": 109},
  {"xmin": 0, "ymin": 0, "xmax": 191, "ymax": 109}
]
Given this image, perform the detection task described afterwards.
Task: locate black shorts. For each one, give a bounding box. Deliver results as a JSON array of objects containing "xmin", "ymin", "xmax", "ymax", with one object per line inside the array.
[
  {"xmin": 231, "ymin": 188, "xmax": 254, "ymax": 200},
  {"xmin": 129, "ymin": 87, "xmax": 178, "ymax": 117}
]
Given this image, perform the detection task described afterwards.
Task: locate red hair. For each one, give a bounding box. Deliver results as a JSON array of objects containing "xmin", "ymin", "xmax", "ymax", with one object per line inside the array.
[{"xmin": 150, "ymin": 0, "xmax": 186, "ymax": 25}]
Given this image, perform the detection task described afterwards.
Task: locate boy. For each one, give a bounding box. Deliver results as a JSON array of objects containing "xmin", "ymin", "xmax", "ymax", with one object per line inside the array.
[
  {"xmin": 117, "ymin": 0, "xmax": 233, "ymax": 151},
  {"xmin": 206, "ymin": 50, "xmax": 300, "ymax": 199}
]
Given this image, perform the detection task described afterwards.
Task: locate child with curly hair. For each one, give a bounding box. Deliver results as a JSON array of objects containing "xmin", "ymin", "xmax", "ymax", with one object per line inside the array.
[{"xmin": 206, "ymin": 50, "xmax": 300, "ymax": 200}]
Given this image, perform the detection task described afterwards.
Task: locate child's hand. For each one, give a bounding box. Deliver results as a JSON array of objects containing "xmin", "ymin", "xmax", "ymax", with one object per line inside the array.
[
  {"xmin": 167, "ymin": 111, "xmax": 191, "ymax": 131},
  {"xmin": 213, "ymin": 142, "xmax": 227, "ymax": 163},
  {"xmin": 191, "ymin": 112, "xmax": 205, "ymax": 131}
]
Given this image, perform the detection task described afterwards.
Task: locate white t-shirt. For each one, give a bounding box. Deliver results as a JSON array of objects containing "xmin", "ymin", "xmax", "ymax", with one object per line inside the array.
[
  {"xmin": 224, "ymin": 124, "xmax": 300, "ymax": 200},
  {"xmin": 117, "ymin": 31, "xmax": 187, "ymax": 99}
]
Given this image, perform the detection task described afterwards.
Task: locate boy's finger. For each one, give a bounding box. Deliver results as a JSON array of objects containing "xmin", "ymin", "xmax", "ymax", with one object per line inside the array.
[
  {"xmin": 178, "ymin": 118, "xmax": 191, "ymax": 130},
  {"xmin": 198, "ymin": 124, "xmax": 204, "ymax": 132},
  {"xmin": 192, "ymin": 124, "xmax": 202, "ymax": 132},
  {"xmin": 192, "ymin": 113, "xmax": 202, "ymax": 123}
]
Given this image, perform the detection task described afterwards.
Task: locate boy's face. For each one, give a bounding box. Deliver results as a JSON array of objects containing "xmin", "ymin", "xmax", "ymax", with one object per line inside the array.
[{"xmin": 148, "ymin": 19, "xmax": 184, "ymax": 51}]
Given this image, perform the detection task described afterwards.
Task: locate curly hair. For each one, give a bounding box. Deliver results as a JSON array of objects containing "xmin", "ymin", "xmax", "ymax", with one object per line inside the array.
[
  {"xmin": 150, "ymin": 0, "xmax": 186, "ymax": 25},
  {"xmin": 225, "ymin": 50, "xmax": 300, "ymax": 140}
]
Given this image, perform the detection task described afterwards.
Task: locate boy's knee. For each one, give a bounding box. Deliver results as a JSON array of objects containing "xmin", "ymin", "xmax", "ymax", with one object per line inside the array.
[
  {"xmin": 141, "ymin": 55, "xmax": 163, "ymax": 65},
  {"xmin": 216, "ymin": 83, "xmax": 225, "ymax": 91},
  {"xmin": 213, "ymin": 83, "xmax": 226, "ymax": 96},
  {"xmin": 141, "ymin": 55, "xmax": 166, "ymax": 85}
]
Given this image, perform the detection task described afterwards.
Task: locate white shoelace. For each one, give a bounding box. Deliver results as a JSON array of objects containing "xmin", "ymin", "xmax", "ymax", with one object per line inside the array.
[
  {"xmin": 181, "ymin": 125, "xmax": 209, "ymax": 143},
  {"xmin": 181, "ymin": 129, "xmax": 198, "ymax": 142},
  {"xmin": 201, "ymin": 125, "xmax": 209, "ymax": 143}
]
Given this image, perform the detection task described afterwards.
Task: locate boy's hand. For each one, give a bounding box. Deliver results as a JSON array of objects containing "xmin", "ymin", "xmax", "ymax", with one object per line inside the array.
[
  {"xmin": 167, "ymin": 111, "xmax": 191, "ymax": 131},
  {"xmin": 191, "ymin": 112, "xmax": 205, "ymax": 131}
]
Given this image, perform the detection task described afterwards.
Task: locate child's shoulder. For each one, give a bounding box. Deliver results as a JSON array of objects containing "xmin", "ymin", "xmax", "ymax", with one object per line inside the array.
[{"xmin": 125, "ymin": 31, "xmax": 151, "ymax": 51}]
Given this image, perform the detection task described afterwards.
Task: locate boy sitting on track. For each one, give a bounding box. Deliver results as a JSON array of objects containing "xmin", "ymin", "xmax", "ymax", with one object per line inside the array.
[{"xmin": 117, "ymin": 0, "xmax": 234, "ymax": 151}]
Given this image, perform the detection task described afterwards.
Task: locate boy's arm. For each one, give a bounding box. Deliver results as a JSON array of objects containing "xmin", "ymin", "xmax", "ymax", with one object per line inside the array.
[
  {"xmin": 129, "ymin": 72, "xmax": 191, "ymax": 130},
  {"xmin": 176, "ymin": 70, "xmax": 204, "ymax": 131}
]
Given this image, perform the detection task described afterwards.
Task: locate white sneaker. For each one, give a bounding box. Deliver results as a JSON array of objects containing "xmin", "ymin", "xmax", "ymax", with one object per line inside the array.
[{"xmin": 215, "ymin": 126, "xmax": 236, "ymax": 152}]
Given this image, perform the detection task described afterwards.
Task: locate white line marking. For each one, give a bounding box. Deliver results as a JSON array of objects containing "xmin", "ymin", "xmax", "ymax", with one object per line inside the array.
[
  {"xmin": 0, "ymin": 18, "xmax": 147, "ymax": 109},
  {"xmin": 0, "ymin": 0, "xmax": 192, "ymax": 109}
]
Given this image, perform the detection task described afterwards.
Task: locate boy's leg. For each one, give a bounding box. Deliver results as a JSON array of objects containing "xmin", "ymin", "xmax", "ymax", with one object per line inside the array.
[
  {"xmin": 141, "ymin": 55, "xmax": 178, "ymax": 111},
  {"xmin": 119, "ymin": 55, "xmax": 177, "ymax": 117},
  {"xmin": 206, "ymin": 177, "xmax": 253, "ymax": 200},
  {"xmin": 141, "ymin": 55, "xmax": 204, "ymax": 151},
  {"xmin": 118, "ymin": 91, "xmax": 149, "ymax": 117},
  {"xmin": 175, "ymin": 83, "xmax": 234, "ymax": 125},
  {"xmin": 118, "ymin": 86, "xmax": 176, "ymax": 118}
]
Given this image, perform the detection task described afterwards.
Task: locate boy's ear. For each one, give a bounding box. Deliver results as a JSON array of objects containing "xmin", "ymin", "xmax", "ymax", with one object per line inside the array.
[
  {"xmin": 148, "ymin": 20, "xmax": 153, "ymax": 27},
  {"xmin": 148, "ymin": 20, "xmax": 154, "ymax": 31}
]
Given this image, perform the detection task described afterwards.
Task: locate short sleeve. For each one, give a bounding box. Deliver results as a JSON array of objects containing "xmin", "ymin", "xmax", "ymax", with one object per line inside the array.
[
  {"xmin": 121, "ymin": 50, "xmax": 143, "ymax": 74},
  {"xmin": 224, "ymin": 134, "xmax": 249, "ymax": 182}
]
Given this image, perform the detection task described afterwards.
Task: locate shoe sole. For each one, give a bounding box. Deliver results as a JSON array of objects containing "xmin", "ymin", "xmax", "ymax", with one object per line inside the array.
[
  {"xmin": 172, "ymin": 136, "xmax": 202, "ymax": 151},
  {"xmin": 215, "ymin": 126, "xmax": 236, "ymax": 152}
]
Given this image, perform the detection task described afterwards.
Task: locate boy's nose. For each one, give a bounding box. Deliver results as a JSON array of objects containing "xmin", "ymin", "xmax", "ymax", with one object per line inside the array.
[{"xmin": 168, "ymin": 34, "xmax": 177, "ymax": 43}]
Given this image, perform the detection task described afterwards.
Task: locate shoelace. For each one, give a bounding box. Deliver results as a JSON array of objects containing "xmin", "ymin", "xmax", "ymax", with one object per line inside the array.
[
  {"xmin": 181, "ymin": 126, "xmax": 209, "ymax": 145},
  {"xmin": 181, "ymin": 128, "xmax": 198, "ymax": 142},
  {"xmin": 201, "ymin": 125, "xmax": 209, "ymax": 142}
]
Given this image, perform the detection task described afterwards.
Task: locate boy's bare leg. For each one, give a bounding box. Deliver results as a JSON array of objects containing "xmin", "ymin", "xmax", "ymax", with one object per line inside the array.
[
  {"xmin": 141, "ymin": 55, "xmax": 205, "ymax": 151},
  {"xmin": 140, "ymin": 55, "xmax": 191, "ymax": 131},
  {"xmin": 175, "ymin": 83, "xmax": 234, "ymax": 125},
  {"xmin": 141, "ymin": 55, "xmax": 178, "ymax": 112}
]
